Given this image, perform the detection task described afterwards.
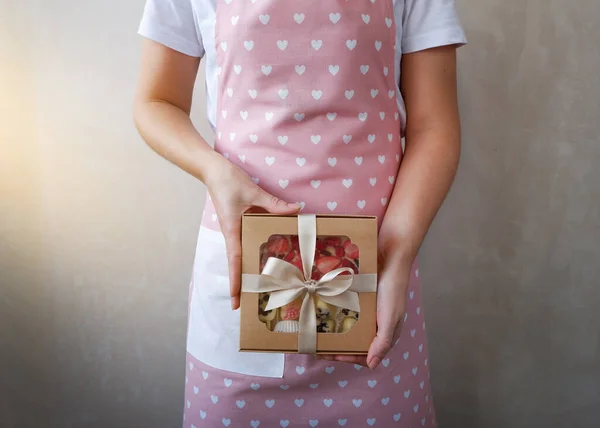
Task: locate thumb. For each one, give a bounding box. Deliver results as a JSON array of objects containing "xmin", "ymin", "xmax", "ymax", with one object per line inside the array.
[
  {"xmin": 253, "ymin": 189, "xmax": 302, "ymax": 214},
  {"xmin": 367, "ymin": 303, "xmax": 401, "ymax": 370},
  {"xmin": 366, "ymin": 328, "xmax": 395, "ymax": 370}
]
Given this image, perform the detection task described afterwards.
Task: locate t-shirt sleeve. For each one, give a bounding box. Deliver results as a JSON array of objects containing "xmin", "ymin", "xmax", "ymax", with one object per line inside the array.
[
  {"xmin": 401, "ymin": 0, "xmax": 467, "ymax": 54},
  {"xmin": 138, "ymin": 0, "xmax": 204, "ymax": 58}
]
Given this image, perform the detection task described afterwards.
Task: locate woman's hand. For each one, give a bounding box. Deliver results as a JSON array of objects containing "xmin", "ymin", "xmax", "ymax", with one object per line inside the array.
[
  {"xmin": 364, "ymin": 251, "xmax": 411, "ymax": 369},
  {"xmin": 204, "ymin": 157, "xmax": 301, "ymax": 310},
  {"xmin": 318, "ymin": 240, "xmax": 413, "ymax": 370}
]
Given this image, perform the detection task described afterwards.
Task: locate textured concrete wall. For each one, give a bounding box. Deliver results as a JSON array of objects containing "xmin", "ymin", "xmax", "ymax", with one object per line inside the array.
[
  {"xmin": 2, "ymin": 1, "xmax": 599, "ymax": 427},
  {"xmin": 422, "ymin": 1, "xmax": 600, "ymax": 427}
]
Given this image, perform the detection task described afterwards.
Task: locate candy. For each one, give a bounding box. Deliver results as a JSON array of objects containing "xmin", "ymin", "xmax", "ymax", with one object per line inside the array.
[
  {"xmin": 325, "ymin": 246, "xmax": 337, "ymax": 256},
  {"xmin": 258, "ymin": 293, "xmax": 277, "ymax": 322},
  {"xmin": 283, "ymin": 249, "xmax": 296, "ymax": 262},
  {"xmin": 260, "ymin": 252, "xmax": 274, "ymax": 270},
  {"xmin": 280, "ymin": 298, "xmax": 302, "ymax": 321},
  {"xmin": 324, "ymin": 237, "xmax": 342, "ymax": 247},
  {"xmin": 258, "ymin": 234, "xmax": 361, "ymax": 334},
  {"xmin": 284, "ymin": 249, "xmax": 304, "ymax": 271},
  {"xmin": 341, "ymin": 308, "xmax": 359, "ymax": 320},
  {"xmin": 315, "ymin": 256, "xmax": 342, "ymax": 273},
  {"xmin": 315, "ymin": 239, "xmax": 327, "ymax": 251},
  {"xmin": 344, "ymin": 243, "xmax": 359, "ymax": 259},
  {"xmin": 314, "ymin": 297, "xmax": 336, "ymax": 319},
  {"xmin": 340, "ymin": 316, "xmax": 357, "ymax": 333},
  {"xmin": 317, "ymin": 319, "xmax": 335, "ymax": 333},
  {"xmin": 267, "ymin": 235, "xmax": 290, "ymax": 255},
  {"xmin": 274, "ymin": 298, "xmax": 303, "ymax": 333},
  {"xmin": 290, "ymin": 235, "xmax": 299, "ymax": 250},
  {"xmin": 340, "ymin": 258, "xmax": 358, "ymax": 274},
  {"xmin": 341, "ymin": 237, "xmax": 352, "ymax": 249}
]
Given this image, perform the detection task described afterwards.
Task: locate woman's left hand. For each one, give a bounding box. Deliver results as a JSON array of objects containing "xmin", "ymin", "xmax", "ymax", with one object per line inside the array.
[{"xmin": 318, "ymin": 248, "xmax": 412, "ymax": 369}]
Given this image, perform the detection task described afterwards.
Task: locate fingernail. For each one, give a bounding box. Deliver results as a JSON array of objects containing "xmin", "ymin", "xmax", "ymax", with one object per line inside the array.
[
  {"xmin": 287, "ymin": 203, "xmax": 300, "ymax": 208},
  {"xmin": 369, "ymin": 357, "xmax": 381, "ymax": 370}
]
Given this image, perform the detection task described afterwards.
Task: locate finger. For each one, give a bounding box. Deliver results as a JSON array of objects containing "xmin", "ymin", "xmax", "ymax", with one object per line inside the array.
[
  {"xmin": 367, "ymin": 321, "xmax": 404, "ymax": 368},
  {"xmin": 366, "ymin": 331, "xmax": 395, "ymax": 370},
  {"xmin": 331, "ymin": 355, "xmax": 368, "ymax": 366},
  {"xmin": 222, "ymin": 217, "xmax": 243, "ymax": 310},
  {"xmin": 317, "ymin": 354, "xmax": 368, "ymax": 366},
  {"xmin": 252, "ymin": 189, "xmax": 301, "ymax": 214},
  {"xmin": 367, "ymin": 305, "xmax": 398, "ymax": 369},
  {"xmin": 317, "ymin": 355, "xmax": 335, "ymax": 361}
]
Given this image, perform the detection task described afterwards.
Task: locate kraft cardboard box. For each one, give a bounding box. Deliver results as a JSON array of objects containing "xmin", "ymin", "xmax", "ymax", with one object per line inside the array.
[{"xmin": 239, "ymin": 213, "xmax": 378, "ymax": 355}]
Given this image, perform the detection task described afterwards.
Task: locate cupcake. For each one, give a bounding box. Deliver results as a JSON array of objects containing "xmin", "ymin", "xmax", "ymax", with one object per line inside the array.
[{"xmin": 274, "ymin": 298, "xmax": 302, "ymax": 333}]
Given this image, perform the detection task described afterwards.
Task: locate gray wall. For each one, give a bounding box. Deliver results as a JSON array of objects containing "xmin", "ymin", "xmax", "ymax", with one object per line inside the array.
[{"xmin": 1, "ymin": 1, "xmax": 599, "ymax": 427}]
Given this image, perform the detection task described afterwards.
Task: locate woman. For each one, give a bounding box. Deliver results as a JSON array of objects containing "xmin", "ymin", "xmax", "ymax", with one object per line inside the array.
[{"xmin": 134, "ymin": 0, "xmax": 466, "ymax": 426}]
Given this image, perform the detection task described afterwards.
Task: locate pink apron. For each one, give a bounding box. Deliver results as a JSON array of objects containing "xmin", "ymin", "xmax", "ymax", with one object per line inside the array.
[
  {"xmin": 201, "ymin": 0, "xmax": 402, "ymax": 228},
  {"xmin": 185, "ymin": 1, "xmax": 436, "ymax": 427}
]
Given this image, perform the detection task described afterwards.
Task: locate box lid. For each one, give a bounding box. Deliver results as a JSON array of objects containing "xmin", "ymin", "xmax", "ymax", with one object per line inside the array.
[{"xmin": 242, "ymin": 213, "xmax": 377, "ymax": 220}]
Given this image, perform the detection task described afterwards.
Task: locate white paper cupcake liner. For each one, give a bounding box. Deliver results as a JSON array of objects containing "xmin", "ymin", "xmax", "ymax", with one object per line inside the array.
[{"xmin": 274, "ymin": 320, "xmax": 300, "ymax": 333}]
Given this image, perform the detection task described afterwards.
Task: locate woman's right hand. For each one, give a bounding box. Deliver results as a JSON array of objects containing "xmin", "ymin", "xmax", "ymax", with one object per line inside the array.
[{"xmin": 204, "ymin": 156, "xmax": 301, "ymax": 310}]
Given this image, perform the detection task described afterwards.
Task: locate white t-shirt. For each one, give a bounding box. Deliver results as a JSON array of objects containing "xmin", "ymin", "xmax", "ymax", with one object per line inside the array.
[
  {"xmin": 139, "ymin": 0, "xmax": 466, "ymax": 134},
  {"xmin": 138, "ymin": 0, "xmax": 466, "ymax": 378}
]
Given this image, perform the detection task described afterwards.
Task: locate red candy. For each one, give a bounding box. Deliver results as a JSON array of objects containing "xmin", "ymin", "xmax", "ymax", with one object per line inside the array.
[
  {"xmin": 344, "ymin": 243, "xmax": 359, "ymax": 259},
  {"xmin": 290, "ymin": 235, "xmax": 300, "ymax": 251},
  {"xmin": 323, "ymin": 246, "xmax": 335, "ymax": 255},
  {"xmin": 282, "ymin": 249, "xmax": 302, "ymax": 271},
  {"xmin": 260, "ymin": 235, "xmax": 359, "ymax": 280},
  {"xmin": 340, "ymin": 258, "xmax": 358, "ymax": 274},
  {"xmin": 267, "ymin": 235, "xmax": 290, "ymax": 255},
  {"xmin": 324, "ymin": 237, "xmax": 342, "ymax": 247},
  {"xmin": 259, "ymin": 234, "xmax": 361, "ymax": 329},
  {"xmin": 316, "ymin": 256, "xmax": 342, "ymax": 273},
  {"xmin": 315, "ymin": 239, "xmax": 326, "ymax": 251},
  {"xmin": 280, "ymin": 299, "xmax": 302, "ymax": 321},
  {"xmin": 283, "ymin": 249, "xmax": 296, "ymax": 262}
]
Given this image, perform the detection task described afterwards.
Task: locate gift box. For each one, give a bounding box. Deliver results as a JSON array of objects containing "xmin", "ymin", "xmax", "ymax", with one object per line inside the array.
[{"xmin": 240, "ymin": 213, "xmax": 378, "ymax": 355}]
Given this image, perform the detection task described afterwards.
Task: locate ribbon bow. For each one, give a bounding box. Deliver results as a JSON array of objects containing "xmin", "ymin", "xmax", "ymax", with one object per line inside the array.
[{"xmin": 242, "ymin": 214, "xmax": 376, "ymax": 353}]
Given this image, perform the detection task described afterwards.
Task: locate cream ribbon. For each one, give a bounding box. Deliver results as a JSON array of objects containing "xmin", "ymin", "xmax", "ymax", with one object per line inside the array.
[{"xmin": 242, "ymin": 214, "xmax": 377, "ymax": 353}]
